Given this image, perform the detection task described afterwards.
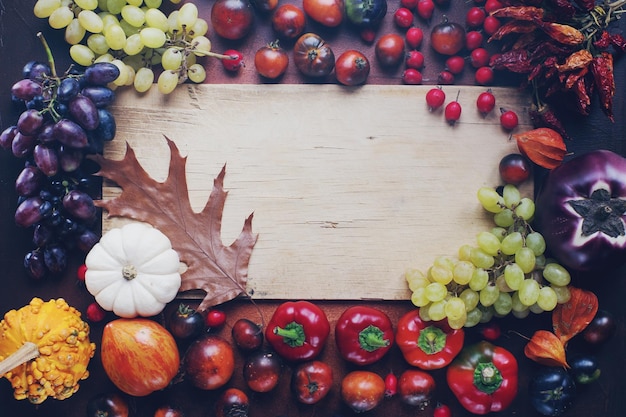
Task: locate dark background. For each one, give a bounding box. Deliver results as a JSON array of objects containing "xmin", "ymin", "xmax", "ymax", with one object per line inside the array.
[{"xmin": 1, "ymin": 1, "xmax": 625, "ymax": 416}]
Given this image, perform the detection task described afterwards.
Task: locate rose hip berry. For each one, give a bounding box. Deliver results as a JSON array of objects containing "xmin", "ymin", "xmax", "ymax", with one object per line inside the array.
[
  {"xmin": 445, "ymin": 93, "xmax": 462, "ymax": 124},
  {"xmin": 222, "ymin": 49, "xmax": 245, "ymax": 72},
  {"xmin": 475, "ymin": 66, "xmax": 494, "ymax": 85},
  {"xmin": 470, "ymin": 47, "xmax": 490, "ymax": 68},
  {"xmin": 405, "ymin": 27, "xmax": 424, "ymax": 49},
  {"xmin": 425, "ymin": 87, "xmax": 446, "ymax": 110},
  {"xmin": 401, "ymin": 0, "xmax": 419, "ymax": 9},
  {"xmin": 206, "ymin": 309, "xmax": 227, "ymax": 328},
  {"xmin": 485, "ymin": 0, "xmax": 504, "ymax": 12},
  {"xmin": 476, "ymin": 90, "xmax": 496, "ymax": 115},
  {"xmin": 482, "ymin": 15, "xmax": 502, "ymax": 35},
  {"xmin": 434, "ymin": 403, "xmax": 452, "ymax": 417},
  {"xmin": 466, "ymin": 6, "xmax": 486, "ymax": 28},
  {"xmin": 438, "ymin": 70, "xmax": 455, "ymax": 85},
  {"xmin": 416, "ymin": 0, "xmax": 435, "ymax": 20},
  {"xmin": 465, "ymin": 30, "xmax": 484, "ymax": 50},
  {"xmin": 445, "ymin": 55, "xmax": 465, "ymax": 74},
  {"xmin": 77, "ymin": 263, "xmax": 87, "ymax": 281},
  {"xmin": 500, "ymin": 109, "xmax": 519, "ymax": 130},
  {"xmin": 384, "ymin": 371, "xmax": 398, "ymax": 398},
  {"xmin": 394, "ymin": 8, "xmax": 414, "ymax": 28},
  {"xmin": 406, "ymin": 50, "xmax": 425, "ymax": 69},
  {"xmin": 499, "ymin": 153, "xmax": 531, "ymax": 184},
  {"xmin": 86, "ymin": 302, "xmax": 106, "ymax": 322},
  {"xmin": 402, "ymin": 68, "xmax": 423, "ymax": 84}
]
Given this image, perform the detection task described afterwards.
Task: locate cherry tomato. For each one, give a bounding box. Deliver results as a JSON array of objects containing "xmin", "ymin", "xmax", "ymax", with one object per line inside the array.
[
  {"xmin": 475, "ymin": 66, "xmax": 494, "ymax": 85},
  {"xmin": 500, "ymin": 109, "xmax": 519, "ymax": 130},
  {"xmin": 211, "ymin": 0, "xmax": 255, "ymax": 40},
  {"xmin": 397, "ymin": 369, "xmax": 436, "ymax": 407},
  {"xmin": 293, "ymin": 33, "xmax": 335, "ymax": 77},
  {"xmin": 205, "ymin": 309, "xmax": 227, "ymax": 328},
  {"xmin": 470, "ymin": 47, "xmax": 490, "ymax": 68},
  {"xmin": 154, "ymin": 405, "xmax": 184, "ymax": 417},
  {"xmin": 445, "ymin": 99, "xmax": 462, "ymax": 124},
  {"xmin": 271, "ymin": 4, "xmax": 306, "ymax": 39},
  {"xmin": 341, "ymin": 371, "xmax": 386, "ymax": 413},
  {"xmin": 184, "ymin": 335, "xmax": 235, "ymax": 390},
  {"xmin": 430, "ymin": 18, "xmax": 466, "ymax": 55},
  {"xmin": 445, "ymin": 55, "xmax": 465, "ymax": 74},
  {"xmin": 466, "ymin": 6, "xmax": 486, "ymax": 28},
  {"xmin": 221, "ymin": 49, "xmax": 245, "ymax": 72},
  {"xmin": 255, "ymin": 41, "xmax": 289, "ymax": 79},
  {"xmin": 425, "ymin": 87, "xmax": 446, "ymax": 110},
  {"xmin": 375, "ymin": 33, "xmax": 405, "ymax": 67},
  {"xmin": 86, "ymin": 392, "xmax": 129, "ymax": 417},
  {"xmin": 402, "ymin": 68, "xmax": 423, "ymax": 84},
  {"xmin": 478, "ymin": 321, "xmax": 502, "ymax": 340},
  {"xmin": 476, "ymin": 90, "xmax": 496, "ymax": 115},
  {"xmin": 243, "ymin": 350, "xmax": 283, "ymax": 392},
  {"xmin": 303, "ymin": 0, "xmax": 345, "ymax": 27},
  {"xmin": 291, "ymin": 360, "xmax": 334, "ymax": 404},
  {"xmin": 394, "ymin": 7, "xmax": 414, "ymax": 28},
  {"xmin": 499, "ymin": 153, "xmax": 531, "ymax": 185},
  {"xmin": 250, "ymin": 0, "xmax": 278, "ymax": 12},
  {"xmin": 215, "ymin": 388, "xmax": 249, "ymax": 417},
  {"xmin": 335, "ymin": 49, "xmax": 371, "ymax": 86},
  {"xmin": 405, "ymin": 27, "xmax": 424, "ymax": 49},
  {"xmin": 406, "ymin": 50, "xmax": 425, "ymax": 69},
  {"xmin": 583, "ymin": 309, "xmax": 616, "ymax": 345},
  {"xmin": 416, "ymin": 0, "xmax": 435, "ymax": 20},
  {"xmin": 465, "ymin": 30, "xmax": 484, "ymax": 50},
  {"xmin": 169, "ymin": 303, "xmax": 205, "ymax": 339},
  {"xmin": 231, "ymin": 318, "xmax": 264, "ymax": 351}
]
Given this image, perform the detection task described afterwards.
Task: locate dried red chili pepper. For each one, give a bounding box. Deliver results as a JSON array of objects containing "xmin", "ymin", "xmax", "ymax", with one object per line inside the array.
[
  {"xmin": 571, "ymin": 76, "xmax": 592, "ymax": 115},
  {"xmin": 524, "ymin": 330, "xmax": 569, "ymax": 367},
  {"xmin": 491, "ymin": 6, "xmax": 545, "ymax": 21},
  {"xmin": 545, "ymin": 0, "xmax": 576, "ymax": 18},
  {"xmin": 553, "ymin": 287, "xmax": 599, "ymax": 345},
  {"xmin": 489, "ymin": 20, "xmax": 537, "ymax": 41},
  {"xmin": 514, "ymin": 127, "xmax": 567, "ymax": 169},
  {"xmin": 589, "ymin": 52, "xmax": 615, "ymax": 121},
  {"xmin": 610, "ymin": 33, "xmax": 626, "ymax": 52},
  {"xmin": 574, "ymin": 0, "xmax": 595, "ymax": 11},
  {"xmin": 537, "ymin": 22, "xmax": 584, "ymax": 45},
  {"xmin": 594, "ymin": 31, "xmax": 612, "ymax": 49},
  {"xmin": 555, "ymin": 49, "xmax": 593, "ymax": 72},
  {"xmin": 490, "ymin": 50, "xmax": 534, "ymax": 73},
  {"xmin": 528, "ymin": 104, "xmax": 570, "ymax": 139}
]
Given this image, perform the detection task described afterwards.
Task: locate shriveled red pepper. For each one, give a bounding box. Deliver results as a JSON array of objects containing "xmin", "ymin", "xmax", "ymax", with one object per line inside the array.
[
  {"xmin": 335, "ymin": 305, "xmax": 394, "ymax": 366},
  {"xmin": 265, "ymin": 300, "xmax": 330, "ymax": 362},
  {"xmin": 395, "ymin": 309, "xmax": 464, "ymax": 370},
  {"xmin": 447, "ymin": 341, "xmax": 518, "ymax": 415}
]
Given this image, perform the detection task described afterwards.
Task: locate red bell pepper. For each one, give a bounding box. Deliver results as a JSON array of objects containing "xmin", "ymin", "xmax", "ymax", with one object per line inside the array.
[
  {"xmin": 447, "ymin": 341, "xmax": 518, "ymax": 415},
  {"xmin": 335, "ymin": 305, "xmax": 394, "ymax": 365},
  {"xmin": 265, "ymin": 300, "xmax": 330, "ymax": 362},
  {"xmin": 395, "ymin": 309, "xmax": 464, "ymax": 370}
]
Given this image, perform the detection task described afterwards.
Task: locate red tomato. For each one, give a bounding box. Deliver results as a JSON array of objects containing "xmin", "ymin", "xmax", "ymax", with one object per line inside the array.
[
  {"xmin": 100, "ymin": 319, "xmax": 180, "ymax": 397},
  {"xmin": 211, "ymin": 0, "xmax": 255, "ymax": 40},
  {"xmin": 86, "ymin": 392, "xmax": 129, "ymax": 417},
  {"xmin": 375, "ymin": 33, "xmax": 405, "ymax": 67},
  {"xmin": 293, "ymin": 33, "xmax": 335, "ymax": 77},
  {"xmin": 255, "ymin": 41, "xmax": 289, "ymax": 79},
  {"xmin": 184, "ymin": 335, "xmax": 235, "ymax": 390},
  {"xmin": 335, "ymin": 49, "xmax": 370, "ymax": 86},
  {"xmin": 215, "ymin": 389, "xmax": 249, "ymax": 417},
  {"xmin": 341, "ymin": 371, "xmax": 386, "ymax": 412},
  {"xmin": 303, "ymin": 0, "xmax": 345, "ymax": 27},
  {"xmin": 154, "ymin": 405, "xmax": 184, "ymax": 417},
  {"xmin": 271, "ymin": 4, "xmax": 306, "ymax": 39},
  {"xmin": 430, "ymin": 19, "xmax": 466, "ymax": 55},
  {"xmin": 251, "ymin": 0, "xmax": 278, "ymax": 12},
  {"xmin": 291, "ymin": 360, "xmax": 334, "ymax": 404},
  {"xmin": 397, "ymin": 369, "xmax": 436, "ymax": 407}
]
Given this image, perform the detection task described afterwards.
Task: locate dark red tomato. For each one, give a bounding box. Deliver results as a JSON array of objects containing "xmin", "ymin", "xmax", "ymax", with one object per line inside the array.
[
  {"xmin": 303, "ymin": 0, "xmax": 345, "ymax": 27},
  {"xmin": 243, "ymin": 350, "xmax": 283, "ymax": 392},
  {"xmin": 168, "ymin": 303, "xmax": 205, "ymax": 339},
  {"xmin": 375, "ymin": 33, "xmax": 405, "ymax": 67},
  {"xmin": 499, "ymin": 153, "xmax": 531, "ymax": 185},
  {"xmin": 86, "ymin": 392, "xmax": 129, "ymax": 417},
  {"xmin": 293, "ymin": 33, "xmax": 335, "ymax": 77},
  {"xmin": 255, "ymin": 41, "xmax": 289, "ymax": 79},
  {"xmin": 335, "ymin": 50, "xmax": 370, "ymax": 86},
  {"xmin": 430, "ymin": 19, "xmax": 466, "ymax": 55},
  {"xmin": 184, "ymin": 335, "xmax": 235, "ymax": 390},
  {"xmin": 397, "ymin": 369, "xmax": 436, "ymax": 407},
  {"xmin": 271, "ymin": 4, "xmax": 306, "ymax": 39},
  {"xmin": 291, "ymin": 360, "xmax": 334, "ymax": 404},
  {"xmin": 583, "ymin": 309, "xmax": 616, "ymax": 345},
  {"xmin": 215, "ymin": 388, "xmax": 249, "ymax": 417},
  {"xmin": 250, "ymin": 0, "xmax": 278, "ymax": 12},
  {"xmin": 211, "ymin": 0, "xmax": 255, "ymax": 40},
  {"xmin": 154, "ymin": 405, "xmax": 184, "ymax": 417},
  {"xmin": 341, "ymin": 371, "xmax": 386, "ymax": 413},
  {"xmin": 231, "ymin": 318, "xmax": 264, "ymax": 351}
]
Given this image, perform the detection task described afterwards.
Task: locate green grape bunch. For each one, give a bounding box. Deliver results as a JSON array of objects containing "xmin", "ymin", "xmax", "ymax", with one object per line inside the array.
[
  {"xmin": 406, "ymin": 184, "xmax": 573, "ymax": 330},
  {"xmin": 33, "ymin": 0, "xmax": 232, "ymax": 94}
]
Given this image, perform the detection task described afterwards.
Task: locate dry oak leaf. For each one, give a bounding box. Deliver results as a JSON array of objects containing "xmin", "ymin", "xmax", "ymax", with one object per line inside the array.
[{"xmin": 90, "ymin": 136, "xmax": 258, "ymax": 311}]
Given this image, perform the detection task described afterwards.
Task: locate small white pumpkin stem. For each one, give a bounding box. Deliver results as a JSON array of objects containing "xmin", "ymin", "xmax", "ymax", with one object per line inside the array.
[
  {"xmin": 0, "ymin": 342, "xmax": 40, "ymax": 376},
  {"xmin": 122, "ymin": 265, "xmax": 137, "ymax": 280}
]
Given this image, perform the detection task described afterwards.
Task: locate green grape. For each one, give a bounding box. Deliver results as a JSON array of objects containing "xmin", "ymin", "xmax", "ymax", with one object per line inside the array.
[
  {"xmin": 477, "ymin": 231, "xmax": 501, "ymax": 256},
  {"xmin": 491, "ymin": 227, "xmax": 507, "ymax": 241},
  {"xmin": 479, "ymin": 285, "xmax": 499, "ymax": 307},
  {"xmin": 543, "ymin": 263, "xmax": 571, "ymax": 286},
  {"xmin": 170, "ymin": 0, "xmax": 182, "ymax": 4},
  {"xmin": 126, "ymin": 0, "xmax": 143, "ymax": 6},
  {"xmin": 447, "ymin": 313, "xmax": 467, "ymax": 330},
  {"xmin": 535, "ymin": 254, "xmax": 547, "ymax": 269},
  {"xmin": 469, "ymin": 268, "xmax": 489, "ymax": 291},
  {"xmin": 75, "ymin": 0, "xmax": 99, "ymax": 10},
  {"xmin": 185, "ymin": 52, "xmax": 197, "ymax": 66},
  {"xmin": 502, "ymin": 184, "xmax": 521, "ymax": 207},
  {"xmin": 460, "ymin": 288, "xmax": 479, "ymax": 311},
  {"xmin": 34, "ymin": 0, "xmax": 61, "ymax": 18},
  {"xmin": 427, "ymin": 300, "xmax": 446, "ymax": 321},
  {"xmin": 123, "ymin": 33, "xmax": 144, "ymax": 55},
  {"xmin": 110, "ymin": 59, "xmax": 129, "ymax": 86},
  {"xmin": 500, "ymin": 231, "xmax": 523, "ymax": 255},
  {"xmin": 430, "ymin": 264, "xmax": 453, "ymax": 285},
  {"xmin": 424, "ymin": 282, "xmax": 447, "ymax": 302},
  {"xmin": 493, "ymin": 292, "xmax": 512, "ymax": 316},
  {"xmin": 458, "ymin": 244, "xmax": 473, "ymax": 261},
  {"xmin": 512, "ymin": 309, "xmax": 530, "ymax": 319},
  {"xmin": 101, "ymin": 13, "xmax": 120, "ymax": 30},
  {"xmin": 537, "ymin": 286, "xmax": 558, "ymax": 311},
  {"xmin": 477, "ymin": 187, "xmax": 503, "ymax": 213},
  {"xmin": 49, "ymin": 6, "xmax": 74, "ymax": 29},
  {"xmin": 121, "ymin": 5, "xmax": 146, "ymax": 27},
  {"xmin": 104, "ymin": 23, "xmax": 127, "ymax": 50},
  {"xmin": 526, "ymin": 232, "xmax": 546, "ymax": 256},
  {"xmin": 123, "ymin": 54, "xmax": 144, "ymax": 71},
  {"xmin": 189, "ymin": 17, "xmax": 208, "ymax": 38},
  {"xmin": 411, "ymin": 287, "xmax": 430, "ymax": 307},
  {"xmin": 493, "ymin": 208, "xmax": 515, "ymax": 228},
  {"xmin": 464, "ymin": 308, "xmax": 482, "ymax": 327},
  {"xmin": 107, "ymin": 0, "xmax": 127, "ymax": 15},
  {"xmin": 518, "ymin": 279, "xmax": 540, "ymax": 306},
  {"xmin": 418, "ymin": 305, "xmax": 431, "ymax": 322},
  {"xmin": 515, "ymin": 247, "xmax": 536, "ymax": 273},
  {"xmin": 140, "ymin": 27, "xmax": 166, "ymax": 48},
  {"xmin": 78, "ymin": 10, "xmax": 105, "ymax": 33},
  {"xmin": 145, "ymin": 8, "xmax": 169, "ymax": 31},
  {"xmin": 405, "ymin": 268, "xmax": 430, "ymax": 291},
  {"xmin": 65, "ymin": 18, "xmax": 87, "ymax": 45},
  {"xmin": 511, "ymin": 292, "xmax": 528, "ymax": 313},
  {"xmin": 495, "ymin": 274, "xmax": 512, "ymax": 292},
  {"xmin": 70, "ymin": 44, "xmax": 96, "ymax": 66},
  {"xmin": 94, "ymin": 52, "xmax": 114, "ymax": 63},
  {"xmin": 87, "ymin": 33, "xmax": 111, "ymax": 55},
  {"xmin": 98, "ymin": 0, "xmax": 109, "ymax": 10},
  {"xmin": 478, "ymin": 305, "xmax": 494, "ymax": 323},
  {"xmin": 177, "ymin": 2, "xmax": 199, "ymax": 28},
  {"xmin": 453, "ymin": 260, "xmax": 474, "ymax": 285},
  {"xmin": 144, "ymin": 0, "xmax": 163, "ymax": 7},
  {"xmin": 161, "ymin": 47, "xmax": 184, "ymax": 71},
  {"xmin": 552, "ymin": 285, "xmax": 571, "ymax": 304},
  {"xmin": 433, "ymin": 255, "xmax": 455, "ymax": 271},
  {"xmin": 503, "ymin": 263, "xmax": 524, "ymax": 290},
  {"xmin": 515, "ymin": 197, "xmax": 535, "ymax": 220},
  {"xmin": 529, "ymin": 303, "xmax": 545, "ymax": 314},
  {"xmin": 445, "ymin": 296, "xmax": 466, "ymax": 321},
  {"xmin": 123, "ymin": 65, "xmax": 135, "ymax": 86},
  {"xmin": 470, "ymin": 248, "xmax": 495, "ymax": 269}
]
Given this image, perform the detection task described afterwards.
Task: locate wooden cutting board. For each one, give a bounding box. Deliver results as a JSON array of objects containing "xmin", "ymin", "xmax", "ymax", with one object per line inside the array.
[{"xmin": 104, "ymin": 84, "xmax": 532, "ymax": 301}]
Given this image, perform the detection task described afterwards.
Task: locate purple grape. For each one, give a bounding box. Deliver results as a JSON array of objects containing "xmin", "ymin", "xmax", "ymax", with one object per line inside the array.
[
  {"xmin": 17, "ymin": 109, "xmax": 44, "ymax": 135},
  {"xmin": 62, "ymin": 189, "xmax": 96, "ymax": 221},
  {"xmin": 0, "ymin": 125, "xmax": 18, "ymax": 150},
  {"xmin": 24, "ymin": 61, "xmax": 51, "ymax": 81},
  {"xmin": 11, "ymin": 79, "xmax": 43, "ymax": 101},
  {"xmin": 33, "ymin": 144, "xmax": 59, "ymax": 176},
  {"xmin": 58, "ymin": 146, "xmax": 84, "ymax": 172},
  {"xmin": 24, "ymin": 250, "xmax": 47, "ymax": 280},
  {"xmin": 43, "ymin": 243, "xmax": 67, "ymax": 275},
  {"xmin": 26, "ymin": 95, "xmax": 45, "ymax": 111},
  {"xmin": 83, "ymin": 62, "xmax": 120, "ymax": 85},
  {"xmin": 69, "ymin": 95, "xmax": 99, "ymax": 130},
  {"xmin": 76, "ymin": 229, "xmax": 99, "ymax": 252},
  {"xmin": 33, "ymin": 224, "xmax": 54, "ymax": 247},
  {"xmin": 11, "ymin": 132, "xmax": 36, "ymax": 157},
  {"xmin": 57, "ymin": 77, "xmax": 81, "ymax": 103},
  {"xmin": 15, "ymin": 196, "xmax": 44, "ymax": 227},
  {"xmin": 52, "ymin": 119, "xmax": 88, "ymax": 148},
  {"xmin": 81, "ymin": 86, "xmax": 115, "ymax": 108},
  {"xmin": 15, "ymin": 166, "xmax": 43, "ymax": 196},
  {"xmin": 37, "ymin": 122, "xmax": 55, "ymax": 143},
  {"xmin": 93, "ymin": 108, "xmax": 116, "ymax": 141}
]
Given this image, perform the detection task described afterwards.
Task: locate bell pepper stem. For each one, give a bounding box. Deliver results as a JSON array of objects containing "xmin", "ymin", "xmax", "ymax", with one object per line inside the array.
[
  {"xmin": 273, "ymin": 322, "xmax": 306, "ymax": 347},
  {"xmin": 359, "ymin": 325, "xmax": 390, "ymax": 352},
  {"xmin": 473, "ymin": 362, "xmax": 504, "ymax": 395}
]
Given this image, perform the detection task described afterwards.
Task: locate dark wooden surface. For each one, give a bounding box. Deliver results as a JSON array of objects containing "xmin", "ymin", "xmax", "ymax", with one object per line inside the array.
[{"xmin": 1, "ymin": 1, "xmax": 625, "ymax": 417}]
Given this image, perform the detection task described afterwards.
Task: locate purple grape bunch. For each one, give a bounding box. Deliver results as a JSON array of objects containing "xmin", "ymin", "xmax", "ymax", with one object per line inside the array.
[{"xmin": 1, "ymin": 59, "xmax": 120, "ymax": 280}]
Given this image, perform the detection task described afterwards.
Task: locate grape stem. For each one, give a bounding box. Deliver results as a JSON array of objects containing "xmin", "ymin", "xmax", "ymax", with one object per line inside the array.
[{"xmin": 37, "ymin": 32, "xmax": 58, "ymax": 79}]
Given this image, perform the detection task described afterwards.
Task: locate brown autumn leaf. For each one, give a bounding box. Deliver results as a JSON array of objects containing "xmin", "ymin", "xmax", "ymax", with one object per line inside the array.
[
  {"xmin": 514, "ymin": 127, "xmax": 567, "ymax": 169},
  {"xmin": 524, "ymin": 330, "xmax": 569, "ymax": 368},
  {"xmin": 553, "ymin": 287, "xmax": 599, "ymax": 345},
  {"xmin": 90, "ymin": 136, "xmax": 258, "ymax": 311}
]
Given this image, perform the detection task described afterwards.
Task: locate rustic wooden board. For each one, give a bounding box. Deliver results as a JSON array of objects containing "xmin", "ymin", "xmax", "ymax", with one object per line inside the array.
[{"xmin": 104, "ymin": 84, "xmax": 532, "ymax": 301}]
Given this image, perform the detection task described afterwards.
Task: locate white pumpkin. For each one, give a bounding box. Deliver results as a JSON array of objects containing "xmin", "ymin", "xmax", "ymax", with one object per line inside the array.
[{"xmin": 84, "ymin": 223, "xmax": 182, "ymax": 318}]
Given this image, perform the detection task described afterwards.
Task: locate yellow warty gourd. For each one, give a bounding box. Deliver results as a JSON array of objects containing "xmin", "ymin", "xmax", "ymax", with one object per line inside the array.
[{"xmin": 0, "ymin": 298, "xmax": 96, "ymax": 404}]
